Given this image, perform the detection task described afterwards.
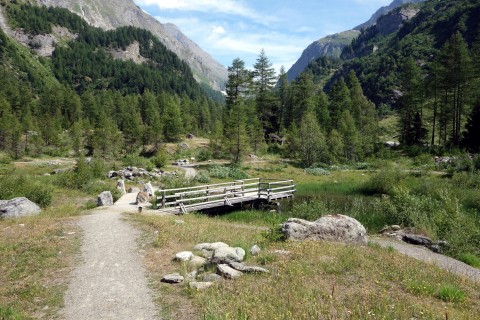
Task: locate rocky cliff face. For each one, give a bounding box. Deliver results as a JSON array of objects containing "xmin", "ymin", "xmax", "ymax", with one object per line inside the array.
[
  {"xmin": 376, "ymin": 6, "xmax": 420, "ymax": 36},
  {"xmin": 287, "ymin": 0, "xmax": 426, "ymax": 82},
  {"xmin": 355, "ymin": 0, "xmax": 425, "ymax": 30},
  {"xmin": 35, "ymin": 0, "xmax": 227, "ymax": 90},
  {"xmin": 286, "ymin": 30, "xmax": 359, "ymax": 82}
]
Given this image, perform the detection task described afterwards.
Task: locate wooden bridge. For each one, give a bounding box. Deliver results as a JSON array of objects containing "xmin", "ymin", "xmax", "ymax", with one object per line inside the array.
[{"xmin": 157, "ymin": 178, "xmax": 295, "ymax": 214}]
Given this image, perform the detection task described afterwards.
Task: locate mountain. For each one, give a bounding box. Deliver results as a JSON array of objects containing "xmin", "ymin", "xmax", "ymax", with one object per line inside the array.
[
  {"xmin": 286, "ymin": 30, "xmax": 359, "ymax": 82},
  {"xmin": 354, "ymin": 0, "xmax": 426, "ymax": 30},
  {"xmin": 35, "ymin": 0, "xmax": 227, "ymax": 91},
  {"xmin": 286, "ymin": 0, "xmax": 426, "ymax": 82}
]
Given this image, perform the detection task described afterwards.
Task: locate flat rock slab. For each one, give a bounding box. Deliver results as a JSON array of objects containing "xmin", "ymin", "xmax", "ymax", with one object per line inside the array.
[
  {"xmin": 217, "ymin": 264, "xmax": 242, "ymax": 279},
  {"xmin": 62, "ymin": 211, "xmax": 158, "ymax": 320},
  {"xmin": 161, "ymin": 273, "xmax": 184, "ymax": 284}
]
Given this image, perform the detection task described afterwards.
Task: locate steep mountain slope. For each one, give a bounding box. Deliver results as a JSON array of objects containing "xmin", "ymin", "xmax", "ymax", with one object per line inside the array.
[
  {"xmin": 354, "ymin": 0, "xmax": 426, "ymax": 30},
  {"xmin": 286, "ymin": 30, "xmax": 359, "ymax": 82},
  {"xmin": 286, "ymin": 0, "xmax": 426, "ymax": 82},
  {"xmin": 35, "ymin": 0, "xmax": 227, "ymax": 91}
]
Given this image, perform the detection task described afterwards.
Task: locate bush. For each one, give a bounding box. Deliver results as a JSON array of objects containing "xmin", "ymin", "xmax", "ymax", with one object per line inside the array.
[
  {"xmin": 196, "ymin": 148, "xmax": 212, "ymax": 162},
  {"xmin": 195, "ymin": 171, "xmax": 211, "ymax": 184},
  {"xmin": 209, "ymin": 166, "xmax": 249, "ymax": 180},
  {"xmin": 122, "ymin": 154, "xmax": 153, "ymax": 169},
  {"xmin": 0, "ymin": 175, "xmax": 52, "ymax": 208},
  {"xmin": 361, "ymin": 167, "xmax": 406, "ymax": 195},
  {"xmin": 304, "ymin": 167, "xmax": 331, "ymax": 176},
  {"xmin": 152, "ymin": 150, "xmax": 168, "ymax": 168}
]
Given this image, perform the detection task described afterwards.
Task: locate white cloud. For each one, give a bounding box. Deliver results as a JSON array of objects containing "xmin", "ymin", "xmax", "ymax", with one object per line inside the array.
[
  {"xmin": 135, "ymin": 0, "xmax": 266, "ymax": 22},
  {"xmin": 351, "ymin": 0, "xmax": 392, "ymax": 6},
  {"xmin": 212, "ymin": 26, "xmax": 226, "ymax": 35}
]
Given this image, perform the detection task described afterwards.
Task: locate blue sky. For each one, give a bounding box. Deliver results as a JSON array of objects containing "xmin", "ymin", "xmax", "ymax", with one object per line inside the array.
[{"xmin": 133, "ymin": 0, "xmax": 392, "ymax": 72}]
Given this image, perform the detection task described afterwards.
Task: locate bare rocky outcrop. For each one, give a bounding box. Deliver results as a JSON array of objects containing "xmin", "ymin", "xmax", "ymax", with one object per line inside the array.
[
  {"xmin": 281, "ymin": 215, "xmax": 368, "ymax": 245},
  {"xmin": 108, "ymin": 41, "xmax": 148, "ymax": 64},
  {"xmin": 0, "ymin": 197, "xmax": 41, "ymax": 219}
]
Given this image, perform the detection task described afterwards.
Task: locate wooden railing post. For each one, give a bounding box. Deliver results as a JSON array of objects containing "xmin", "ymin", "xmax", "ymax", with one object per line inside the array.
[
  {"xmin": 162, "ymin": 191, "xmax": 166, "ymax": 208},
  {"xmin": 206, "ymin": 186, "xmax": 209, "ymax": 202},
  {"xmin": 268, "ymin": 183, "xmax": 271, "ymax": 202}
]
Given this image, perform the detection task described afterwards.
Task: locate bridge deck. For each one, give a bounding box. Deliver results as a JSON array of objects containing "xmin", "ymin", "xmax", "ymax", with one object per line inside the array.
[{"xmin": 157, "ymin": 178, "xmax": 295, "ymax": 214}]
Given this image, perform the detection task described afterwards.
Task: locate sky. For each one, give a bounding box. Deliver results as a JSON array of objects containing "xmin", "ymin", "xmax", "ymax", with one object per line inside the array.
[{"xmin": 133, "ymin": 0, "xmax": 393, "ymax": 72}]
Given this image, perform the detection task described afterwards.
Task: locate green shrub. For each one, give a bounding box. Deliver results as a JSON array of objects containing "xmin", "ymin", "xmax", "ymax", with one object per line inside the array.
[
  {"xmin": 152, "ymin": 150, "xmax": 169, "ymax": 168},
  {"xmin": 304, "ymin": 167, "xmax": 331, "ymax": 176},
  {"xmin": 0, "ymin": 175, "xmax": 52, "ymax": 208},
  {"xmin": 209, "ymin": 166, "xmax": 249, "ymax": 180},
  {"xmin": 0, "ymin": 154, "xmax": 13, "ymax": 164},
  {"xmin": 122, "ymin": 154, "xmax": 153, "ymax": 169},
  {"xmin": 195, "ymin": 171, "xmax": 211, "ymax": 184},
  {"xmin": 361, "ymin": 168, "xmax": 406, "ymax": 195},
  {"xmin": 196, "ymin": 148, "xmax": 212, "ymax": 162},
  {"xmin": 436, "ymin": 285, "xmax": 465, "ymax": 303}
]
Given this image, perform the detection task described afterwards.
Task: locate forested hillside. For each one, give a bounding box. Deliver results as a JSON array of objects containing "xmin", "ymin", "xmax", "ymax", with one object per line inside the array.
[
  {"xmin": 0, "ymin": 3, "xmax": 222, "ymax": 159},
  {"xmin": 301, "ymin": 0, "xmax": 480, "ymax": 151}
]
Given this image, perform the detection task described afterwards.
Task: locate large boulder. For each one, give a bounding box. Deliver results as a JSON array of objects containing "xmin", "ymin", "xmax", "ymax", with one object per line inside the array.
[
  {"xmin": 143, "ymin": 182, "xmax": 154, "ymax": 196},
  {"xmin": 281, "ymin": 215, "xmax": 367, "ymax": 246},
  {"xmin": 116, "ymin": 179, "xmax": 126, "ymax": 194},
  {"xmin": 136, "ymin": 192, "xmax": 150, "ymax": 204},
  {"xmin": 97, "ymin": 191, "xmax": 114, "ymax": 206},
  {"xmin": 0, "ymin": 197, "xmax": 41, "ymax": 219},
  {"xmin": 211, "ymin": 246, "xmax": 245, "ymax": 263}
]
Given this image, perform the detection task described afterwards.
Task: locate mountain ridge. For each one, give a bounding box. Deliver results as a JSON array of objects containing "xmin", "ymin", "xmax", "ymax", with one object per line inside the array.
[
  {"xmin": 35, "ymin": 0, "xmax": 227, "ymax": 91},
  {"xmin": 286, "ymin": 0, "xmax": 427, "ymax": 82}
]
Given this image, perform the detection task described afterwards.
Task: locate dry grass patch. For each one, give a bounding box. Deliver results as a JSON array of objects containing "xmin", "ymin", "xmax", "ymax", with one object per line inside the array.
[
  {"xmin": 0, "ymin": 216, "xmax": 81, "ymax": 319},
  {"xmin": 131, "ymin": 213, "xmax": 480, "ymax": 320}
]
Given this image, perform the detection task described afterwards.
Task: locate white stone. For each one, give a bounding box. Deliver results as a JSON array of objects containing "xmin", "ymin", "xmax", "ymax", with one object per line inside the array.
[
  {"xmin": 250, "ymin": 245, "xmax": 261, "ymax": 256},
  {"xmin": 189, "ymin": 281, "xmax": 214, "ymax": 290},
  {"xmin": 174, "ymin": 251, "xmax": 193, "ymax": 262},
  {"xmin": 161, "ymin": 273, "xmax": 184, "ymax": 284},
  {"xmin": 212, "ymin": 246, "xmax": 245, "ymax": 263}
]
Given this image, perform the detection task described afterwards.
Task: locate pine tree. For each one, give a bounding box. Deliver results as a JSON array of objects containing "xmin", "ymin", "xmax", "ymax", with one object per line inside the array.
[
  {"xmin": 298, "ymin": 110, "xmax": 327, "ymax": 167},
  {"xmin": 225, "ymin": 58, "xmax": 251, "ymax": 110},
  {"xmin": 463, "ymin": 104, "xmax": 480, "ymax": 153},
  {"xmin": 253, "ymin": 49, "xmax": 278, "ymax": 134},
  {"xmin": 329, "ymin": 78, "xmax": 351, "ymax": 128}
]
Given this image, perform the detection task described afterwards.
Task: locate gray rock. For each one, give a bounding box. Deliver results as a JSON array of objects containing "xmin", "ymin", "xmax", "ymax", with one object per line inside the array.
[
  {"xmin": 174, "ymin": 251, "xmax": 193, "ymax": 262},
  {"xmin": 136, "ymin": 192, "xmax": 150, "ymax": 204},
  {"xmin": 0, "ymin": 197, "xmax": 41, "ymax": 219},
  {"xmin": 428, "ymin": 245, "xmax": 442, "ymax": 254},
  {"xmin": 188, "ymin": 255, "xmax": 207, "ymax": 268},
  {"xmin": 281, "ymin": 215, "xmax": 368, "ymax": 246},
  {"xmin": 128, "ymin": 187, "xmax": 141, "ymax": 193},
  {"xmin": 217, "ymin": 264, "xmax": 242, "ymax": 279},
  {"xmin": 144, "ymin": 182, "xmax": 154, "ymax": 196},
  {"xmin": 116, "ymin": 179, "xmax": 126, "ymax": 194},
  {"xmin": 212, "ymin": 246, "xmax": 246, "ymax": 263},
  {"xmin": 97, "ymin": 191, "xmax": 114, "ymax": 206},
  {"xmin": 201, "ymin": 273, "xmax": 223, "ymax": 282},
  {"xmin": 227, "ymin": 261, "xmax": 269, "ymax": 274},
  {"xmin": 194, "ymin": 242, "xmax": 229, "ymax": 251},
  {"xmin": 250, "ymin": 245, "xmax": 261, "ymax": 256},
  {"xmin": 402, "ymin": 234, "xmax": 432, "ymax": 246},
  {"xmin": 189, "ymin": 281, "xmax": 214, "ymax": 290},
  {"xmin": 391, "ymin": 225, "xmax": 401, "ymax": 231},
  {"xmin": 161, "ymin": 273, "xmax": 184, "ymax": 284}
]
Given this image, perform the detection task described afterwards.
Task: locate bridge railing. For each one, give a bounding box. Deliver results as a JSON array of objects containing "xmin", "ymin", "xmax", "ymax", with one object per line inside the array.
[{"xmin": 157, "ymin": 178, "xmax": 295, "ymax": 213}]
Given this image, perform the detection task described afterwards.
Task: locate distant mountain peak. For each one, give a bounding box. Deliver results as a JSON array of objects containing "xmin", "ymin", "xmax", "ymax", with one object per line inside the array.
[{"xmin": 35, "ymin": 0, "xmax": 227, "ymax": 90}]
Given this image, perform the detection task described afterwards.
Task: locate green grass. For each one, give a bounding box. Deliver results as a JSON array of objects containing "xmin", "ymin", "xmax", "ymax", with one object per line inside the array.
[
  {"xmin": 131, "ymin": 213, "xmax": 480, "ymax": 320},
  {"xmin": 458, "ymin": 253, "xmax": 480, "ymax": 268},
  {"xmin": 436, "ymin": 285, "xmax": 466, "ymax": 303}
]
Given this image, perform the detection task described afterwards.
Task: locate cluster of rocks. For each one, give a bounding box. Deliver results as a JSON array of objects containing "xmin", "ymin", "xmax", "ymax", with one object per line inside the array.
[
  {"xmin": 281, "ymin": 214, "xmax": 368, "ymax": 246},
  {"xmin": 0, "ymin": 197, "xmax": 41, "ymax": 219},
  {"xmin": 380, "ymin": 225, "xmax": 448, "ymax": 253},
  {"xmin": 161, "ymin": 242, "xmax": 268, "ymax": 290},
  {"xmin": 107, "ymin": 167, "xmax": 172, "ymax": 181}
]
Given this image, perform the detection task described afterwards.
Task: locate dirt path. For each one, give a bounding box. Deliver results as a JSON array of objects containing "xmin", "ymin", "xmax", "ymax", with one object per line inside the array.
[
  {"xmin": 371, "ymin": 237, "xmax": 480, "ymax": 282},
  {"xmin": 62, "ymin": 193, "xmax": 160, "ymax": 320}
]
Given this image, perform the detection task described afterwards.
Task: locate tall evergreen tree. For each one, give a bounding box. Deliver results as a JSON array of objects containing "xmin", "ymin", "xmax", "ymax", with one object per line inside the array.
[
  {"xmin": 463, "ymin": 103, "xmax": 480, "ymax": 153},
  {"xmin": 253, "ymin": 49, "xmax": 278, "ymax": 135}
]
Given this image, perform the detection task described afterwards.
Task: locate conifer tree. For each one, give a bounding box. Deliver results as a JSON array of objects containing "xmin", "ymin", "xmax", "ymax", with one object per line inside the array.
[
  {"xmin": 298, "ymin": 110, "xmax": 327, "ymax": 167},
  {"xmin": 463, "ymin": 103, "xmax": 480, "ymax": 153}
]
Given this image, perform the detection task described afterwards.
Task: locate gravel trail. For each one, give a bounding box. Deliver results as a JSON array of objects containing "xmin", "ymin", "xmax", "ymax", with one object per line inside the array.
[
  {"xmin": 372, "ymin": 237, "xmax": 480, "ymax": 282},
  {"xmin": 62, "ymin": 193, "xmax": 159, "ymax": 320}
]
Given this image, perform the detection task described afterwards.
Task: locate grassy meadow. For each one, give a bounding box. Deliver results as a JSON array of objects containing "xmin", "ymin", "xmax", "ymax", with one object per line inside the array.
[{"xmin": 1, "ymin": 147, "xmax": 480, "ymax": 319}]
